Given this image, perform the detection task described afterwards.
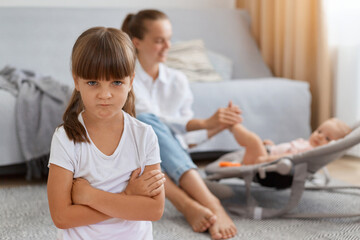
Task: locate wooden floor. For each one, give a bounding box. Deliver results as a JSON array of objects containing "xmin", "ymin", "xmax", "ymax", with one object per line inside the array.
[
  {"xmin": 1, "ymin": 155, "xmax": 359, "ymax": 188},
  {"xmin": 326, "ymin": 155, "xmax": 360, "ymax": 186}
]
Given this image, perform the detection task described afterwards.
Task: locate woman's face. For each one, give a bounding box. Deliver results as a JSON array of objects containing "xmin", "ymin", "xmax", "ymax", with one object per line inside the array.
[{"xmin": 134, "ymin": 19, "xmax": 172, "ymax": 64}]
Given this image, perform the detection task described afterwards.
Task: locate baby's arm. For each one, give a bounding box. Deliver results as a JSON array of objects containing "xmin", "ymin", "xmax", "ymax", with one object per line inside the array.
[
  {"xmin": 47, "ymin": 164, "xmax": 111, "ymax": 229},
  {"xmin": 71, "ymin": 163, "xmax": 165, "ymax": 221}
]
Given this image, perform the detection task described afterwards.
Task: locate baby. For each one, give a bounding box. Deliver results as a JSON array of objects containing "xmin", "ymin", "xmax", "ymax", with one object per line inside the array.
[{"xmin": 230, "ymin": 118, "xmax": 352, "ymax": 165}]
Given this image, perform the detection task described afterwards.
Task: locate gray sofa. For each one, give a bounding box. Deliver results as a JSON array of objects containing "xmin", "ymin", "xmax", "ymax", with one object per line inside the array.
[{"xmin": 0, "ymin": 7, "xmax": 311, "ymax": 173}]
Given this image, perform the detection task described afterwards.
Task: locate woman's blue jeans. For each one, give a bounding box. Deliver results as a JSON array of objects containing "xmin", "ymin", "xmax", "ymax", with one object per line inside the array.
[{"xmin": 137, "ymin": 113, "xmax": 197, "ymax": 185}]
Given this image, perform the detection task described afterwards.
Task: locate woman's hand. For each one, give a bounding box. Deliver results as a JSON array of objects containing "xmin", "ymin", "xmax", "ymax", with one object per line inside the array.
[
  {"xmin": 72, "ymin": 178, "xmax": 94, "ymax": 206},
  {"xmin": 207, "ymin": 124, "xmax": 228, "ymax": 138},
  {"xmin": 227, "ymin": 100, "xmax": 242, "ymax": 115},
  {"xmin": 205, "ymin": 101, "xmax": 242, "ymax": 130},
  {"xmin": 124, "ymin": 168, "xmax": 165, "ymax": 197}
]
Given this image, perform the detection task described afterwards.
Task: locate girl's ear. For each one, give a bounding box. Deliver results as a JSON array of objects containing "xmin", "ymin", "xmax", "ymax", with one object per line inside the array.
[
  {"xmin": 73, "ymin": 74, "xmax": 80, "ymax": 91},
  {"xmin": 129, "ymin": 73, "xmax": 135, "ymax": 90}
]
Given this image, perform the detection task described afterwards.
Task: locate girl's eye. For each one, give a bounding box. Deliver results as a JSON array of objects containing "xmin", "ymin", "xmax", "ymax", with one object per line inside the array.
[
  {"xmin": 326, "ymin": 137, "xmax": 331, "ymax": 142},
  {"xmin": 113, "ymin": 81, "xmax": 123, "ymax": 86},
  {"xmin": 87, "ymin": 81, "xmax": 97, "ymax": 86}
]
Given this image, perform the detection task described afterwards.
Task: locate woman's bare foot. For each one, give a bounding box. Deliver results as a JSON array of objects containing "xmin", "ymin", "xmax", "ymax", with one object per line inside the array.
[
  {"xmin": 182, "ymin": 199, "xmax": 217, "ymax": 232},
  {"xmin": 208, "ymin": 203, "xmax": 237, "ymax": 239}
]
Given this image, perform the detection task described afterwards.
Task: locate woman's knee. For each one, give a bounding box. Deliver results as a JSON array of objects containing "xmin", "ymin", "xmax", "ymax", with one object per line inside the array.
[
  {"xmin": 137, "ymin": 113, "xmax": 158, "ymax": 124},
  {"xmin": 137, "ymin": 113, "xmax": 172, "ymax": 136}
]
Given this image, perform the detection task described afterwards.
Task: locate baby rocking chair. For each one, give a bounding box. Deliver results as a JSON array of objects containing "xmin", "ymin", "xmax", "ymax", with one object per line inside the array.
[{"xmin": 205, "ymin": 121, "xmax": 360, "ymax": 219}]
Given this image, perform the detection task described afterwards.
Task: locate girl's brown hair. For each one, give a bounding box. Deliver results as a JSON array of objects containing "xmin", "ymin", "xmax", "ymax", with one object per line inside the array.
[
  {"xmin": 63, "ymin": 27, "xmax": 136, "ymax": 143},
  {"xmin": 121, "ymin": 9, "xmax": 168, "ymax": 40}
]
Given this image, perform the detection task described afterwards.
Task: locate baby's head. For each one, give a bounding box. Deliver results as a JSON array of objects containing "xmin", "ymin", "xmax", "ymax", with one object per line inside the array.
[{"xmin": 309, "ymin": 118, "xmax": 351, "ymax": 147}]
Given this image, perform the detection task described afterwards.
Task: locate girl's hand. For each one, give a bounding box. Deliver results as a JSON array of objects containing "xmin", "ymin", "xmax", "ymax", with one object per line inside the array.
[
  {"xmin": 72, "ymin": 178, "xmax": 94, "ymax": 206},
  {"xmin": 124, "ymin": 168, "xmax": 165, "ymax": 197}
]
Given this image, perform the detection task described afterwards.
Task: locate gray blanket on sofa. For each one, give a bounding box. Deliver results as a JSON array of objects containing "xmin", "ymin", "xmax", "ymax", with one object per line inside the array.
[{"xmin": 0, "ymin": 66, "xmax": 72, "ymax": 179}]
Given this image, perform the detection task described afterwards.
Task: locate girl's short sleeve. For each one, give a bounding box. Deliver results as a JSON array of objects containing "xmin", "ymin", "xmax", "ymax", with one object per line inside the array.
[
  {"xmin": 48, "ymin": 127, "xmax": 76, "ymax": 173},
  {"xmin": 144, "ymin": 126, "xmax": 161, "ymax": 166}
]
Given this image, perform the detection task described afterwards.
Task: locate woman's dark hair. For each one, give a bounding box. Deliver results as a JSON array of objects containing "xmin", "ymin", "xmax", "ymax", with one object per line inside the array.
[
  {"xmin": 62, "ymin": 27, "xmax": 136, "ymax": 143},
  {"xmin": 121, "ymin": 9, "xmax": 168, "ymax": 40}
]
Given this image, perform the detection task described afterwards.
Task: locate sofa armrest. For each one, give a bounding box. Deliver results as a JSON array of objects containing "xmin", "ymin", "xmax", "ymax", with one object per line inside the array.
[
  {"xmin": 189, "ymin": 78, "xmax": 312, "ymax": 153},
  {"xmin": 0, "ymin": 90, "xmax": 24, "ymax": 166}
]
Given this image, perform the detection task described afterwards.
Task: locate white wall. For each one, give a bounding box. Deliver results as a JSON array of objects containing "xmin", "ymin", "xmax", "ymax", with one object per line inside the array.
[
  {"xmin": 333, "ymin": 45, "xmax": 360, "ymax": 157},
  {"xmin": 334, "ymin": 46, "xmax": 360, "ymax": 124},
  {"xmin": 0, "ymin": 0, "xmax": 236, "ymax": 9},
  {"xmin": 325, "ymin": 0, "xmax": 360, "ymax": 157}
]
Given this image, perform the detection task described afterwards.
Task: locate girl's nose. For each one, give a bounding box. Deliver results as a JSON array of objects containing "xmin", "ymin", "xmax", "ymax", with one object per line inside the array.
[{"xmin": 98, "ymin": 87, "xmax": 112, "ymax": 99}]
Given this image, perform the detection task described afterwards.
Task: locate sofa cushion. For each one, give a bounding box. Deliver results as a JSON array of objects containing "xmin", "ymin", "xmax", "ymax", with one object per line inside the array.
[
  {"xmin": 207, "ymin": 49, "xmax": 233, "ymax": 80},
  {"xmin": 166, "ymin": 39, "xmax": 223, "ymax": 82},
  {"xmin": 189, "ymin": 78, "xmax": 312, "ymax": 152},
  {"xmin": 167, "ymin": 8, "xmax": 273, "ymax": 79}
]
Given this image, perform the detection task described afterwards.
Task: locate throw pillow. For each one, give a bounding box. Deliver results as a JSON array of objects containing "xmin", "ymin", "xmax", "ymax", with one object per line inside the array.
[
  {"xmin": 206, "ymin": 49, "xmax": 233, "ymax": 80},
  {"xmin": 165, "ymin": 39, "xmax": 223, "ymax": 82}
]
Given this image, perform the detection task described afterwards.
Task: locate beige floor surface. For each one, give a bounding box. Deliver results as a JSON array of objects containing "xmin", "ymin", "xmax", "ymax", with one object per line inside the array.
[{"xmin": 326, "ymin": 155, "xmax": 360, "ymax": 186}]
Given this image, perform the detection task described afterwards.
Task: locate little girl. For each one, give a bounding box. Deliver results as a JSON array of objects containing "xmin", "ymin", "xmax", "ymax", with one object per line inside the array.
[{"xmin": 47, "ymin": 27, "xmax": 165, "ymax": 240}]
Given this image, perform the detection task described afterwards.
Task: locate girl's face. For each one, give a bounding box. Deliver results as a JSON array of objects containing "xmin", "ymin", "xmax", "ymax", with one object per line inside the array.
[
  {"xmin": 74, "ymin": 75, "xmax": 134, "ymax": 120},
  {"xmin": 133, "ymin": 19, "xmax": 172, "ymax": 64}
]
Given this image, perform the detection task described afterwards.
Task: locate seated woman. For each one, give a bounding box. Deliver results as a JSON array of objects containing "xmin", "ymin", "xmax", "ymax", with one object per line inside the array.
[
  {"xmin": 230, "ymin": 118, "xmax": 352, "ymax": 165},
  {"xmin": 121, "ymin": 9, "xmax": 241, "ymax": 240}
]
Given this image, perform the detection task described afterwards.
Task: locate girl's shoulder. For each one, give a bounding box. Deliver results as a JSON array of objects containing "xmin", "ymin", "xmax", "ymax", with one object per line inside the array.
[
  {"xmin": 52, "ymin": 125, "xmax": 77, "ymax": 148},
  {"xmin": 53, "ymin": 125, "xmax": 68, "ymax": 139},
  {"xmin": 125, "ymin": 112, "xmax": 152, "ymax": 131},
  {"xmin": 124, "ymin": 113, "xmax": 156, "ymax": 139}
]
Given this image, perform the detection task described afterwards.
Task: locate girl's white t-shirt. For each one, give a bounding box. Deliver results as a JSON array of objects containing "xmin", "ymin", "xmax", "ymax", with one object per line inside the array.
[{"xmin": 48, "ymin": 111, "xmax": 161, "ymax": 240}]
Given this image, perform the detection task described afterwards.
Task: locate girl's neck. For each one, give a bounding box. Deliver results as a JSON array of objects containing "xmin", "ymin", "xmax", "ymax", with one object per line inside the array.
[
  {"xmin": 138, "ymin": 56, "xmax": 159, "ymax": 81},
  {"xmin": 82, "ymin": 110, "xmax": 124, "ymax": 130},
  {"xmin": 82, "ymin": 111, "xmax": 125, "ymax": 156}
]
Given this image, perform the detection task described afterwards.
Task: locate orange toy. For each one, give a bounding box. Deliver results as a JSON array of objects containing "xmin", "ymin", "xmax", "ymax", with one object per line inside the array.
[{"xmin": 219, "ymin": 161, "xmax": 242, "ymax": 167}]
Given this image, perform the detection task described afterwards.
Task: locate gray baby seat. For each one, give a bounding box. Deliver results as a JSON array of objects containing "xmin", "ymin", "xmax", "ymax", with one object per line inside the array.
[{"xmin": 205, "ymin": 121, "xmax": 360, "ymax": 219}]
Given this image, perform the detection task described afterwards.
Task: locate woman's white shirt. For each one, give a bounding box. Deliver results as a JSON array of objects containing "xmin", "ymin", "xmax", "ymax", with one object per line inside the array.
[
  {"xmin": 48, "ymin": 111, "xmax": 161, "ymax": 240},
  {"xmin": 133, "ymin": 60, "xmax": 194, "ymax": 133},
  {"xmin": 133, "ymin": 61, "xmax": 208, "ymax": 147}
]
